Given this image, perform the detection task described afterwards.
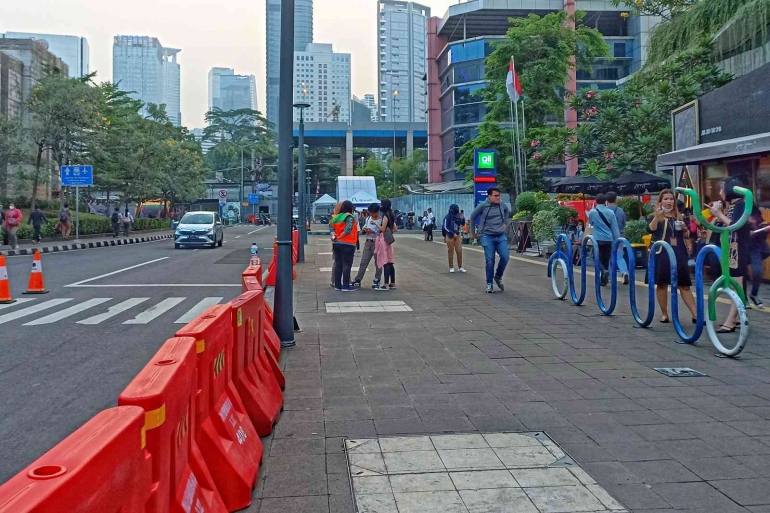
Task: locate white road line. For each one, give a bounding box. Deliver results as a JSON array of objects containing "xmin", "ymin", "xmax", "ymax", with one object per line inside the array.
[
  {"xmin": 65, "ymin": 257, "xmax": 169, "ymax": 287},
  {"xmin": 124, "ymin": 297, "xmax": 186, "ymax": 324},
  {"xmin": 77, "ymin": 298, "xmax": 150, "ymax": 325},
  {"xmin": 0, "ymin": 298, "xmax": 36, "ymax": 310},
  {"xmin": 66, "ymin": 284, "xmax": 241, "ymax": 288},
  {"xmin": 174, "ymin": 297, "xmax": 223, "ymax": 324},
  {"xmin": 318, "ymin": 252, "xmax": 332, "ymax": 255},
  {"xmin": 247, "ymin": 226, "xmax": 269, "ymax": 235},
  {"xmin": 0, "ymin": 299, "xmax": 73, "ymax": 325},
  {"xmin": 24, "ymin": 298, "xmax": 112, "ymax": 326}
]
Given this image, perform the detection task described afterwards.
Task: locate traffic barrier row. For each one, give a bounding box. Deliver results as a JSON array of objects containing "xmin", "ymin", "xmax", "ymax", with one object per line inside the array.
[
  {"xmin": 0, "ymin": 251, "xmax": 51, "ymax": 304},
  {"xmin": 265, "ymin": 230, "xmax": 298, "ymax": 287},
  {"xmin": 0, "ymin": 261, "xmax": 285, "ymax": 512}
]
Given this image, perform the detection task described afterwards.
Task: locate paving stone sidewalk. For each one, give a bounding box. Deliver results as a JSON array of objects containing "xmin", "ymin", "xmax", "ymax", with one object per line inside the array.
[{"xmin": 250, "ymin": 233, "xmax": 770, "ymax": 512}]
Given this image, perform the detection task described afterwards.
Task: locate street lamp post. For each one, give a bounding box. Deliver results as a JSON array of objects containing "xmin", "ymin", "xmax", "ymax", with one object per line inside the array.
[
  {"xmin": 294, "ymin": 101, "xmax": 311, "ymax": 263},
  {"xmin": 275, "ymin": 0, "xmax": 296, "ymax": 347},
  {"xmin": 392, "ymin": 89, "xmax": 399, "ymax": 196}
]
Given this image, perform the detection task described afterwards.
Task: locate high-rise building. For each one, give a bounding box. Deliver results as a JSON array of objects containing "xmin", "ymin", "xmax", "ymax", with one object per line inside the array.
[
  {"xmin": 112, "ymin": 35, "xmax": 182, "ymax": 126},
  {"xmin": 266, "ymin": 0, "xmax": 314, "ymax": 127},
  {"xmin": 208, "ymin": 67, "xmax": 257, "ymax": 113},
  {"xmin": 377, "ymin": 0, "xmax": 430, "ymax": 123},
  {"xmin": 362, "ymin": 94, "xmax": 378, "ymax": 122},
  {"xmin": 1, "ymin": 32, "xmax": 89, "ymax": 78},
  {"xmin": 293, "ymin": 43, "xmax": 350, "ymax": 123}
]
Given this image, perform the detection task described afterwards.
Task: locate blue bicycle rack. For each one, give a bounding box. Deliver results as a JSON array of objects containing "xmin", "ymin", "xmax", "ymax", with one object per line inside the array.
[{"xmin": 547, "ymin": 235, "xmax": 748, "ymax": 357}]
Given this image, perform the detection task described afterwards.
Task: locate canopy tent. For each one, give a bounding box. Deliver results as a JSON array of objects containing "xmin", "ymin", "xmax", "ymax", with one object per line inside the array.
[
  {"xmin": 312, "ymin": 194, "xmax": 337, "ymax": 220},
  {"xmin": 347, "ymin": 190, "xmax": 380, "ymax": 208}
]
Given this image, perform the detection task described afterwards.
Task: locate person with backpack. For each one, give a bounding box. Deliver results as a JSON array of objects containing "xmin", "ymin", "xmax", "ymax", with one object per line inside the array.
[
  {"xmin": 353, "ymin": 203, "xmax": 384, "ymax": 288},
  {"xmin": 4, "ymin": 204, "xmax": 22, "ymax": 250},
  {"xmin": 111, "ymin": 208, "xmax": 121, "ymax": 238},
  {"xmin": 331, "ymin": 200, "xmax": 359, "ymax": 292},
  {"xmin": 443, "ymin": 204, "xmax": 466, "ymax": 273},
  {"xmin": 27, "ymin": 206, "xmax": 48, "ymax": 244},
  {"xmin": 59, "ymin": 203, "xmax": 72, "ymax": 240},
  {"xmin": 0, "ymin": 204, "xmax": 6, "ymax": 246},
  {"xmin": 470, "ymin": 187, "xmax": 511, "ymax": 293},
  {"xmin": 123, "ymin": 208, "xmax": 134, "ymax": 236},
  {"xmin": 606, "ymin": 192, "xmax": 630, "ymax": 285},
  {"xmin": 587, "ymin": 194, "xmax": 621, "ymax": 287}
]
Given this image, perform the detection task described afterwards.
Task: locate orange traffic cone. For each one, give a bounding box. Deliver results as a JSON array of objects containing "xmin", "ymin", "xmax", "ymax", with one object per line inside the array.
[
  {"xmin": 23, "ymin": 251, "xmax": 48, "ymax": 294},
  {"xmin": 0, "ymin": 255, "xmax": 15, "ymax": 304}
]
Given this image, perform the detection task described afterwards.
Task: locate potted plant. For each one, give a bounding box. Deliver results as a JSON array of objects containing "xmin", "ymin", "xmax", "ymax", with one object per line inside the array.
[
  {"xmin": 532, "ymin": 210, "xmax": 559, "ymax": 256},
  {"xmin": 623, "ymin": 219, "xmax": 649, "ymax": 269}
]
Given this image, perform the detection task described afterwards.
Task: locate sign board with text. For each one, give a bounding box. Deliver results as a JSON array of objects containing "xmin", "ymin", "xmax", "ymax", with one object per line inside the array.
[
  {"xmin": 60, "ymin": 165, "xmax": 93, "ymax": 187},
  {"xmin": 473, "ymin": 149, "xmax": 498, "ymax": 207},
  {"xmin": 248, "ymin": 194, "xmax": 260, "ymax": 205},
  {"xmin": 218, "ymin": 189, "xmax": 227, "ymax": 204}
]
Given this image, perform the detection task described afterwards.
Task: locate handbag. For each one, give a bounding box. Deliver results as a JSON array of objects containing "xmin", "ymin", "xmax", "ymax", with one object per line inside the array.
[{"xmin": 383, "ymin": 227, "xmax": 395, "ymax": 245}]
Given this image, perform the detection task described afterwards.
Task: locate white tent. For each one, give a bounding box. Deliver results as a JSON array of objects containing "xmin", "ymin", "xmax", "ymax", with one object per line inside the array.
[
  {"xmin": 312, "ymin": 194, "xmax": 337, "ymax": 220},
  {"xmin": 347, "ymin": 190, "xmax": 380, "ymax": 208}
]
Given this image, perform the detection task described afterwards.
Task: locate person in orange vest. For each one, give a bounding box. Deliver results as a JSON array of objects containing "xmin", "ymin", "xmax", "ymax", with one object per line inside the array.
[{"xmin": 331, "ymin": 200, "xmax": 359, "ymax": 292}]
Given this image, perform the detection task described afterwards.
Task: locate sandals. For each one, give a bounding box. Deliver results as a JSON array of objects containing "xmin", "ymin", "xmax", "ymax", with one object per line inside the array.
[
  {"xmin": 659, "ymin": 317, "xmax": 670, "ymax": 324},
  {"xmin": 717, "ymin": 325, "xmax": 736, "ymax": 333}
]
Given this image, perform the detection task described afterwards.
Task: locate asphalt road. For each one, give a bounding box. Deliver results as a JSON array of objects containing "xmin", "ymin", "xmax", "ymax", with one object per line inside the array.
[{"xmin": 0, "ymin": 223, "xmax": 278, "ymax": 482}]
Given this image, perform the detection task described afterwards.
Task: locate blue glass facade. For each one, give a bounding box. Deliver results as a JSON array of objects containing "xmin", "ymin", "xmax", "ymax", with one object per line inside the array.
[{"xmin": 438, "ymin": 38, "xmax": 498, "ymax": 180}]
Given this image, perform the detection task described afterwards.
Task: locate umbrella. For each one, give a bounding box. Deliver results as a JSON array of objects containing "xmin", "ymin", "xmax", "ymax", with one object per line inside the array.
[
  {"xmin": 549, "ymin": 174, "xmax": 610, "ymax": 195},
  {"xmin": 611, "ymin": 171, "xmax": 671, "ymax": 195}
]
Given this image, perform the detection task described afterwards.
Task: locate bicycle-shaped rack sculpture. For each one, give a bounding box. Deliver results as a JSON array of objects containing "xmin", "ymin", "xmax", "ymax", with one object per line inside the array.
[{"xmin": 547, "ymin": 186, "xmax": 753, "ymax": 358}]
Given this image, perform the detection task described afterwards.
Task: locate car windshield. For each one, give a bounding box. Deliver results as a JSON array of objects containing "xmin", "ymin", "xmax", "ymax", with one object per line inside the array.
[{"xmin": 180, "ymin": 213, "xmax": 213, "ymax": 225}]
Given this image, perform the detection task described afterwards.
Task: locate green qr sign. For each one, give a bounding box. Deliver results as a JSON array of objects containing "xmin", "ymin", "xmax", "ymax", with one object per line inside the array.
[{"xmin": 477, "ymin": 152, "xmax": 495, "ymax": 169}]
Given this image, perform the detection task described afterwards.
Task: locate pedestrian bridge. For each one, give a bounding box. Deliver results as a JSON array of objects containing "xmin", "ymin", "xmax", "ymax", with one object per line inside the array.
[{"xmin": 292, "ymin": 121, "xmax": 427, "ymax": 175}]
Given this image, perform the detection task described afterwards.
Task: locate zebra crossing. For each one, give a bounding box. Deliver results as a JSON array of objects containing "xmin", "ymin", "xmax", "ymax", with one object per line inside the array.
[{"xmin": 0, "ymin": 296, "xmax": 227, "ymax": 327}]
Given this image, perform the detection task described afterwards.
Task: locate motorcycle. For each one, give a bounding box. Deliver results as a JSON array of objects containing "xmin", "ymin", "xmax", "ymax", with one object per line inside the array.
[{"xmin": 406, "ymin": 212, "xmax": 415, "ymax": 230}]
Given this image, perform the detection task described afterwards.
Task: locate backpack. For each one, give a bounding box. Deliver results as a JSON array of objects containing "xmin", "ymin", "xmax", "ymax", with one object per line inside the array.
[
  {"xmin": 59, "ymin": 212, "xmax": 68, "ymax": 222},
  {"xmin": 111, "ymin": 212, "xmax": 119, "ymax": 223}
]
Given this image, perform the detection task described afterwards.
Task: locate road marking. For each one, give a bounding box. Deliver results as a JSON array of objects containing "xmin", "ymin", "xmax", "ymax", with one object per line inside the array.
[
  {"xmin": 77, "ymin": 297, "xmax": 150, "ymax": 324},
  {"xmin": 235, "ymin": 235, "xmax": 241, "ymax": 239},
  {"xmin": 67, "ymin": 284, "xmax": 241, "ymax": 288},
  {"xmin": 124, "ymin": 297, "xmax": 186, "ymax": 324},
  {"xmin": 24, "ymin": 298, "xmax": 112, "ymax": 326},
  {"xmin": 247, "ymin": 226, "xmax": 269, "ymax": 235},
  {"xmin": 0, "ymin": 299, "xmax": 73, "ymax": 325},
  {"xmin": 174, "ymin": 297, "xmax": 223, "ymax": 324},
  {"xmin": 65, "ymin": 257, "xmax": 169, "ymax": 287},
  {"xmin": 192, "ymin": 249, "xmax": 199, "ymax": 252},
  {"xmin": 0, "ymin": 298, "xmax": 36, "ymax": 310},
  {"xmin": 318, "ymin": 252, "xmax": 332, "ymax": 255}
]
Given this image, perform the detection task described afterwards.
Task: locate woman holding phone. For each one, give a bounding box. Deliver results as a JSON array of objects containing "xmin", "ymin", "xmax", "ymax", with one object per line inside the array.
[{"xmin": 647, "ymin": 189, "xmax": 699, "ymax": 324}]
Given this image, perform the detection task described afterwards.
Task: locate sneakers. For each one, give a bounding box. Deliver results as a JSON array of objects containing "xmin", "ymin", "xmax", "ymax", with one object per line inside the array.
[
  {"xmin": 486, "ymin": 283, "xmax": 494, "ymax": 293},
  {"xmin": 458, "ymin": 267, "xmax": 467, "ymax": 273},
  {"xmin": 449, "ymin": 268, "xmax": 455, "ymax": 273},
  {"xmin": 375, "ymin": 284, "xmax": 389, "ymax": 291},
  {"xmin": 352, "ymin": 280, "xmax": 362, "ymax": 288},
  {"xmin": 600, "ymin": 271, "xmax": 609, "ymax": 287},
  {"xmin": 751, "ymin": 295, "xmax": 764, "ymax": 308},
  {"xmin": 494, "ymin": 276, "xmax": 505, "ymax": 292},
  {"xmin": 622, "ymin": 273, "xmax": 630, "ymax": 285},
  {"xmin": 371, "ymin": 279, "xmax": 380, "ymax": 289},
  {"xmin": 341, "ymin": 284, "xmax": 356, "ymax": 292}
]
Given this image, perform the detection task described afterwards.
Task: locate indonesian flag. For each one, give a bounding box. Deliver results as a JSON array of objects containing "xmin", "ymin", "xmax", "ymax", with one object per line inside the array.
[{"xmin": 506, "ymin": 59, "xmax": 522, "ymax": 102}]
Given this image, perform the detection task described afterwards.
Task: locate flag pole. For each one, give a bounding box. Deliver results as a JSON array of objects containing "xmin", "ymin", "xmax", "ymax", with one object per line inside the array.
[
  {"xmin": 509, "ymin": 99, "xmax": 519, "ymax": 196},
  {"xmin": 521, "ymin": 98, "xmax": 527, "ymax": 185},
  {"xmin": 510, "ymin": 56, "xmax": 524, "ymax": 195}
]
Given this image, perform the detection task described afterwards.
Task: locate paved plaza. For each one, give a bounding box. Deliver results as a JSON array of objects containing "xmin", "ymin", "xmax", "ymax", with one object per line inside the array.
[{"xmin": 250, "ymin": 233, "xmax": 770, "ymax": 512}]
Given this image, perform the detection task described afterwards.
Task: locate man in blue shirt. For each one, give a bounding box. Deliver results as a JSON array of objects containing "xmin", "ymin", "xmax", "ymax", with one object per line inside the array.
[
  {"xmin": 607, "ymin": 192, "xmax": 629, "ymax": 285},
  {"xmin": 587, "ymin": 193, "xmax": 620, "ymax": 286}
]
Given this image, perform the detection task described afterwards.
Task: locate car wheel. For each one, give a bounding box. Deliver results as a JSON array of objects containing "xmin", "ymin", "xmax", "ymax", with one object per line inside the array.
[{"xmin": 175, "ymin": 243, "xmax": 180, "ymax": 249}]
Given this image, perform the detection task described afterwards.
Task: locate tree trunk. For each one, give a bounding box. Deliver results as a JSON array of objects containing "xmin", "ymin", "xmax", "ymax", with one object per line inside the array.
[{"xmin": 31, "ymin": 145, "xmax": 44, "ymax": 210}]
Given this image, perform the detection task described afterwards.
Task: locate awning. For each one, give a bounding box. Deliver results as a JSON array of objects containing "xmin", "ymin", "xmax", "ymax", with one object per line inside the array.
[{"xmin": 657, "ymin": 132, "xmax": 770, "ymax": 167}]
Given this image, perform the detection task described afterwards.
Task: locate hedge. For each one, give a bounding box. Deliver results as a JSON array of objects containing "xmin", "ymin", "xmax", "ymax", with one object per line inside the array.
[{"xmin": 10, "ymin": 214, "xmax": 171, "ymax": 241}]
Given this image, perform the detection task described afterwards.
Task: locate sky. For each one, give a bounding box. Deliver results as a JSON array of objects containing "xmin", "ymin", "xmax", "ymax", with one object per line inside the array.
[{"xmin": 1, "ymin": 0, "xmax": 459, "ymax": 128}]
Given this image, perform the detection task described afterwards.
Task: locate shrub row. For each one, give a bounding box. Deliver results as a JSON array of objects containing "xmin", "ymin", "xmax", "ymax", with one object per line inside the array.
[{"xmin": 6, "ymin": 215, "xmax": 171, "ymax": 241}]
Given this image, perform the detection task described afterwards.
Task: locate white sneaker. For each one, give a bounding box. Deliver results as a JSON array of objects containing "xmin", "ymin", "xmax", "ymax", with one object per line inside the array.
[
  {"xmin": 458, "ymin": 267, "xmax": 467, "ymax": 273},
  {"xmin": 449, "ymin": 268, "xmax": 455, "ymax": 273}
]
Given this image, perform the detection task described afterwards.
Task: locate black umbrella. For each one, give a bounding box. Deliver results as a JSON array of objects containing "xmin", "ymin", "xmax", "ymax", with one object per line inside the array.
[
  {"xmin": 611, "ymin": 171, "xmax": 671, "ymax": 195},
  {"xmin": 549, "ymin": 174, "xmax": 610, "ymax": 195}
]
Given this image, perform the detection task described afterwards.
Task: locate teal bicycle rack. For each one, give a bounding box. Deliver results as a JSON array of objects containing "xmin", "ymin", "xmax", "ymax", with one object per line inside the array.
[{"xmin": 547, "ymin": 186, "xmax": 753, "ymax": 357}]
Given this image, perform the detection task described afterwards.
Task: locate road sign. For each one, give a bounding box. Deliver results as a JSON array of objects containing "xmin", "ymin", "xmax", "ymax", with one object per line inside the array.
[
  {"xmin": 60, "ymin": 165, "xmax": 93, "ymax": 187},
  {"xmin": 218, "ymin": 189, "xmax": 227, "ymax": 204},
  {"xmin": 248, "ymin": 194, "xmax": 260, "ymax": 205}
]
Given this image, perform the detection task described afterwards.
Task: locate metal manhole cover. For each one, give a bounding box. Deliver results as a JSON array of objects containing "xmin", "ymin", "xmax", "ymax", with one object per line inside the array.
[{"xmin": 654, "ymin": 367, "xmax": 707, "ymax": 377}]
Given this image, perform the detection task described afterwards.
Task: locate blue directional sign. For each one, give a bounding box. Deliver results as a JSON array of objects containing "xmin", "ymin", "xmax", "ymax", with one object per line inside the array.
[
  {"xmin": 248, "ymin": 193, "xmax": 260, "ymax": 205},
  {"xmin": 60, "ymin": 165, "xmax": 93, "ymax": 187}
]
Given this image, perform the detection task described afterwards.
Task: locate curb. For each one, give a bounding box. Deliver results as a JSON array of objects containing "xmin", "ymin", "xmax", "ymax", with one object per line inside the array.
[{"xmin": 0, "ymin": 234, "xmax": 173, "ymax": 256}]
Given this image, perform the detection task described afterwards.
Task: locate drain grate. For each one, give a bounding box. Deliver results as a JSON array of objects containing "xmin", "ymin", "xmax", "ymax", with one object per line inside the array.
[{"xmin": 654, "ymin": 367, "xmax": 707, "ymax": 377}]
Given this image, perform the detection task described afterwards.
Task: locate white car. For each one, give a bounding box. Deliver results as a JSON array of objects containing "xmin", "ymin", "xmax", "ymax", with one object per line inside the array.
[{"xmin": 174, "ymin": 211, "xmax": 224, "ymax": 249}]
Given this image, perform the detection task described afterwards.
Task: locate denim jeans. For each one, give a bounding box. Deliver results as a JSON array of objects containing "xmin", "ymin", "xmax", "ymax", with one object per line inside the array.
[
  {"xmin": 480, "ymin": 233, "xmax": 510, "ymax": 284},
  {"xmin": 616, "ymin": 246, "xmax": 629, "ymax": 275},
  {"xmin": 749, "ymin": 250, "xmax": 765, "ymax": 297}
]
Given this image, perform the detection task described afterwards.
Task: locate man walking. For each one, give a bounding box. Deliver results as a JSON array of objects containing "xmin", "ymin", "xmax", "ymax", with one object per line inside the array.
[
  {"xmin": 111, "ymin": 208, "xmax": 121, "ymax": 238},
  {"xmin": 471, "ymin": 187, "xmax": 511, "ymax": 293},
  {"xmin": 443, "ymin": 204, "xmax": 466, "ymax": 273},
  {"xmin": 28, "ymin": 206, "xmax": 48, "ymax": 244},
  {"xmin": 587, "ymin": 194, "xmax": 621, "ymax": 287},
  {"xmin": 4, "ymin": 204, "xmax": 22, "ymax": 250},
  {"xmin": 353, "ymin": 203, "xmax": 384, "ymax": 288},
  {"xmin": 607, "ymin": 192, "xmax": 629, "ymax": 284},
  {"xmin": 426, "ymin": 208, "xmax": 436, "ymax": 241}
]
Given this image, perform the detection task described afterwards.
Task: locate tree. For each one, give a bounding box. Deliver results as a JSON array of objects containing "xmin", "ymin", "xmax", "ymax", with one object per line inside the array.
[
  {"xmin": 455, "ymin": 12, "xmax": 609, "ymax": 194},
  {"xmin": 203, "ymin": 108, "xmax": 275, "ymax": 183},
  {"xmin": 530, "ymin": 42, "xmax": 732, "ymax": 179},
  {"xmin": 0, "ymin": 116, "xmax": 25, "ymax": 195}
]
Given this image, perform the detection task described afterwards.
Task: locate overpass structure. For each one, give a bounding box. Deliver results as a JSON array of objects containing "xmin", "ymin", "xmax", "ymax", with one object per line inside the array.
[{"xmin": 292, "ymin": 121, "xmax": 427, "ymax": 175}]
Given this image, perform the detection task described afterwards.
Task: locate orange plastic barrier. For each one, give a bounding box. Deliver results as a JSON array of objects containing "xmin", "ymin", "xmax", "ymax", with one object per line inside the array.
[
  {"xmin": 175, "ymin": 306, "xmax": 262, "ymax": 512},
  {"xmin": 265, "ymin": 237, "xmax": 297, "ymax": 287},
  {"xmin": 118, "ymin": 337, "xmax": 227, "ymax": 513},
  {"xmin": 0, "ymin": 406, "xmax": 152, "ymax": 513},
  {"xmin": 242, "ymin": 259, "xmax": 262, "ymax": 290},
  {"xmin": 230, "ymin": 291, "xmax": 283, "ymax": 435},
  {"xmin": 292, "ymin": 229, "xmax": 298, "ymax": 265},
  {"xmin": 261, "ymin": 302, "xmax": 286, "ymax": 390}
]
